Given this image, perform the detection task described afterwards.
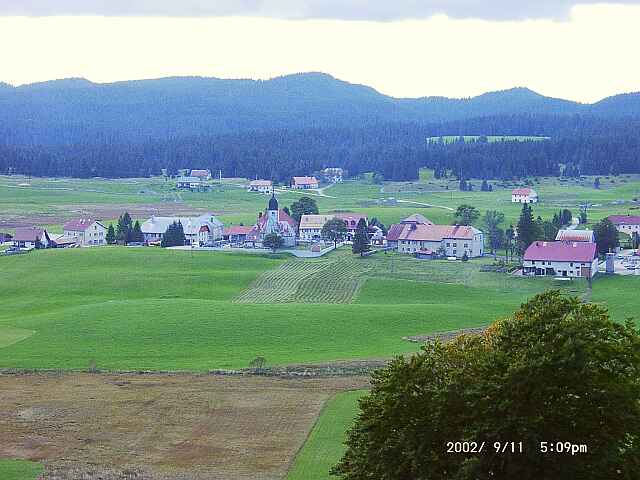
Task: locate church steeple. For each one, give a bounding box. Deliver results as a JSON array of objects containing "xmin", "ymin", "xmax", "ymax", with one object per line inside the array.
[{"xmin": 268, "ymin": 192, "xmax": 279, "ymax": 211}]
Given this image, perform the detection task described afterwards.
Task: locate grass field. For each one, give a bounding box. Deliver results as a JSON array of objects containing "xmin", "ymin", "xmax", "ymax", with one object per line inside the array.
[
  {"xmin": 0, "ymin": 460, "xmax": 43, "ymax": 480},
  {"xmin": 1, "ymin": 246, "xmax": 633, "ymax": 372},
  {"xmin": 287, "ymin": 390, "xmax": 366, "ymax": 480},
  {"xmin": 0, "ymin": 373, "xmax": 367, "ymax": 480}
]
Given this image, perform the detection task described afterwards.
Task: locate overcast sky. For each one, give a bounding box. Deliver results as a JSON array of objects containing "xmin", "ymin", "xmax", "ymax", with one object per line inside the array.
[{"xmin": 1, "ymin": 2, "xmax": 639, "ymax": 102}]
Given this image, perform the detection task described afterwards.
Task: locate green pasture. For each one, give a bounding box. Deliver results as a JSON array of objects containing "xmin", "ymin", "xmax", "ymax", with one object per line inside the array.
[
  {"xmin": 287, "ymin": 390, "xmax": 366, "ymax": 480},
  {"xmin": 0, "ymin": 460, "xmax": 43, "ymax": 480},
  {"xmin": 2, "ymin": 173, "xmax": 640, "ymax": 236},
  {"xmin": 0, "ymin": 245, "xmax": 632, "ymax": 372}
]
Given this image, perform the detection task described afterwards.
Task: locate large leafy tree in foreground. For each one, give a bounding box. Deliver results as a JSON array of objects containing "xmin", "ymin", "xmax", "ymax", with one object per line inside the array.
[{"xmin": 333, "ymin": 291, "xmax": 640, "ymax": 480}]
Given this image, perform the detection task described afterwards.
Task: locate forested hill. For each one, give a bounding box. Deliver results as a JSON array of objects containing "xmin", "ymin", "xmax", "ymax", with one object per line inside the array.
[
  {"xmin": 1, "ymin": 73, "xmax": 640, "ymax": 144},
  {"xmin": 0, "ymin": 72, "xmax": 639, "ymax": 181}
]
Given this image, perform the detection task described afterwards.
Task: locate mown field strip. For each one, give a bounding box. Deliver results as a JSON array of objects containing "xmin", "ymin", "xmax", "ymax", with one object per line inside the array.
[{"xmin": 234, "ymin": 251, "xmax": 371, "ymax": 304}]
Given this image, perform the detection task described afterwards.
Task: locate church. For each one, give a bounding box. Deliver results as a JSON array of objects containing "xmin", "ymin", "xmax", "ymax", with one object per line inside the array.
[{"xmin": 246, "ymin": 193, "xmax": 297, "ymax": 248}]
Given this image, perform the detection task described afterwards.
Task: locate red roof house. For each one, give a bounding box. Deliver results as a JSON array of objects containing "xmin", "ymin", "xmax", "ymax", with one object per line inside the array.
[{"xmin": 523, "ymin": 241, "xmax": 598, "ymax": 278}]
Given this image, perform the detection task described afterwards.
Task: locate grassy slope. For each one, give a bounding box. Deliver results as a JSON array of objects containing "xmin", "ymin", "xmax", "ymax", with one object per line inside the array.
[
  {"xmin": 0, "ymin": 246, "xmax": 618, "ymax": 372},
  {"xmin": 0, "ymin": 460, "xmax": 43, "ymax": 480},
  {"xmin": 287, "ymin": 390, "xmax": 366, "ymax": 480}
]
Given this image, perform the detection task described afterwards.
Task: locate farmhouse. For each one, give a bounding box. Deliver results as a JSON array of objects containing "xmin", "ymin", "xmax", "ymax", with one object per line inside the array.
[
  {"xmin": 141, "ymin": 214, "xmax": 223, "ymax": 246},
  {"xmin": 291, "ymin": 176, "xmax": 319, "ymax": 190},
  {"xmin": 62, "ymin": 218, "xmax": 107, "ymax": 246},
  {"xmin": 175, "ymin": 176, "xmax": 201, "ymax": 190},
  {"xmin": 320, "ymin": 167, "xmax": 344, "ymax": 183},
  {"xmin": 248, "ymin": 180, "xmax": 274, "ymax": 194},
  {"xmin": 511, "ymin": 188, "xmax": 538, "ymax": 203},
  {"xmin": 386, "ymin": 214, "xmax": 434, "ymax": 249},
  {"xmin": 335, "ymin": 213, "xmax": 368, "ymax": 241},
  {"xmin": 246, "ymin": 194, "xmax": 297, "ymax": 248},
  {"xmin": 13, "ymin": 227, "xmax": 54, "ymax": 249},
  {"xmin": 608, "ymin": 215, "xmax": 640, "ymax": 236},
  {"xmin": 223, "ymin": 225, "xmax": 253, "ymax": 244},
  {"xmin": 190, "ymin": 169, "xmax": 211, "ymax": 180},
  {"xmin": 555, "ymin": 229, "xmax": 595, "ymax": 243},
  {"xmin": 298, "ymin": 215, "xmax": 336, "ymax": 242},
  {"xmin": 522, "ymin": 241, "xmax": 598, "ymax": 278}
]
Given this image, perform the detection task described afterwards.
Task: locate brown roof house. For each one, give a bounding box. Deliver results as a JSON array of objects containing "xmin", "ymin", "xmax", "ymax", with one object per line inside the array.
[
  {"xmin": 387, "ymin": 214, "xmax": 483, "ymax": 259},
  {"xmin": 13, "ymin": 227, "xmax": 54, "ymax": 249},
  {"xmin": 291, "ymin": 176, "xmax": 319, "ymax": 190}
]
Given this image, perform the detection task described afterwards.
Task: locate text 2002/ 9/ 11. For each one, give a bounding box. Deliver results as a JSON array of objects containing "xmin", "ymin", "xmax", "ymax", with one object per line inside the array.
[{"xmin": 446, "ymin": 441, "xmax": 588, "ymax": 455}]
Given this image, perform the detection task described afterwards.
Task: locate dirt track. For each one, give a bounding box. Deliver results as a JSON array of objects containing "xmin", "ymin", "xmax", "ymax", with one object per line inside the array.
[{"xmin": 0, "ymin": 373, "xmax": 369, "ymax": 479}]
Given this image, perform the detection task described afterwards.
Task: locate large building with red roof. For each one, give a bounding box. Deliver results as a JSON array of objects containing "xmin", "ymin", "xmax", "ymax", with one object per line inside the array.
[
  {"xmin": 387, "ymin": 214, "xmax": 484, "ymax": 259},
  {"xmin": 291, "ymin": 176, "xmax": 319, "ymax": 190},
  {"xmin": 511, "ymin": 188, "xmax": 538, "ymax": 203},
  {"xmin": 608, "ymin": 215, "xmax": 640, "ymax": 236},
  {"xmin": 13, "ymin": 227, "xmax": 54, "ymax": 249},
  {"xmin": 246, "ymin": 194, "xmax": 297, "ymax": 248},
  {"xmin": 523, "ymin": 241, "xmax": 598, "ymax": 278}
]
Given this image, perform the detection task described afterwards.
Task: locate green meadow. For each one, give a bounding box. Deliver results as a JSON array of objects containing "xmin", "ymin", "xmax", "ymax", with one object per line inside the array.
[
  {"xmin": 0, "ymin": 246, "xmax": 635, "ymax": 372},
  {"xmin": 0, "ymin": 460, "xmax": 43, "ymax": 480},
  {"xmin": 287, "ymin": 390, "xmax": 366, "ymax": 480}
]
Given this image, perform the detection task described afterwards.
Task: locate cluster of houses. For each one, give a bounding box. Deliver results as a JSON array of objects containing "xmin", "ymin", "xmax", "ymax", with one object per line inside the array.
[
  {"xmin": 247, "ymin": 170, "xmax": 344, "ymax": 195},
  {"xmin": 521, "ymin": 214, "xmax": 640, "ymax": 279}
]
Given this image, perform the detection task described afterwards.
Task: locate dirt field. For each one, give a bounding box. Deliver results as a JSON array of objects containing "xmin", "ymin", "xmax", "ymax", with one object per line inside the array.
[{"xmin": 0, "ymin": 373, "xmax": 369, "ymax": 479}]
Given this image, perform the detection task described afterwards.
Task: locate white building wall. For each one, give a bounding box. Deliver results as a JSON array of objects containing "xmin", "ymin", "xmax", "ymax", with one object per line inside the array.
[
  {"xmin": 523, "ymin": 258, "xmax": 597, "ymax": 278},
  {"xmin": 615, "ymin": 223, "xmax": 640, "ymax": 235}
]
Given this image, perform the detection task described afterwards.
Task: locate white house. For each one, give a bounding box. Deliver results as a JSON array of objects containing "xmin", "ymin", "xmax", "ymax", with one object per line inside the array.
[
  {"xmin": 248, "ymin": 180, "xmax": 274, "ymax": 194},
  {"xmin": 608, "ymin": 215, "xmax": 640, "ymax": 236},
  {"xmin": 141, "ymin": 214, "xmax": 223, "ymax": 246},
  {"xmin": 320, "ymin": 168, "xmax": 344, "ymax": 183},
  {"xmin": 291, "ymin": 176, "xmax": 319, "ymax": 190},
  {"xmin": 62, "ymin": 218, "xmax": 107, "ymax": 246},
  {"xmin": 512, "ymin": 188, "xmax": 538, "ymax": 203},
  {"xmin": 175, "ymin": 176, "xmax": 201, "ymax": 190},
  {"xmin": 298, "ymin": 215, "xmax": 336, "ymax": 242},
  {"xmin": 522, "ymin": 241, "xmax": 598, "ymax": 278},
  {"xmin": 13, "ymin": 227, "xmax": 53, "ymax": 249}
]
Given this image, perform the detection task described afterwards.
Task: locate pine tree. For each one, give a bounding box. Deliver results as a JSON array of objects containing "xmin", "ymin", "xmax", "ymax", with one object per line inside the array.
[
  {"xmin": 352, "ymin": 218, "xmax": 371, "ymax": 256},
  {"xmin": 106, "ymin": 224, "xmax": 116, "ymax": 245},
  {"xmin": 161, "ymin": 221, "xmax": 186, "ymax": 247},
  {"xmin": 116, "ymin": 212, "xmax": 133, "ymax": 244},
  {"xmin": 516, "ymin": 203, "xmax": 539, "ymax": 254},
  {"xmin": 131, "ymin": 220, "xmax": 144, "ymax": 243}
]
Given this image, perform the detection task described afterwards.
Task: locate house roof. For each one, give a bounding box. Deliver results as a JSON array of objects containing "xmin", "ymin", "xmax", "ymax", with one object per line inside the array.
[
  {"xmin": 555, "ymin": 229, "xmax": 595, "ymax": 242},
  {"xmin": 608, "ymin": 215, "xmax": 640, "ymax": 226},
  {"xmin": 299, "ymin": 214, "xmax": 335, "ymax": 230},
  {"xmin": 63, "ymin": 218, "xmax": 103, "ymax": 232},
  {"xmin": 176, "ymin": 176, "xmax": 199, "ymax": 183},
  {"xmin": 334, "ymin": 213, "xmax": 367, "ymax": 227},
  {"xmin": 224, "ymin": 225, "xmax": 253, "ymax": 236},
  {"xmin": 247, "ymin": 209, "xmax": 297, "ymax": 242},
  {"xmin": 401, "ymin": 214, "xmax": 433, "ymax": 225},
  {"xmin": 190, "ymin": 169, "xmax": 210, "ymax": 177},
  {"xmin": 250, "ymin": 179, "xmax": 272, "ymax": 186},
  {"xmin": 292, "ymin": 176, "xmax": 318, "ymax": 185},
  {"xmin": 14, "ymin": 227, "xmax": 46, "ymax": 242},
  {"xmin": 54, "ymin": 235, "xmax": 78, "ymax": 246},
  {"xmin": 141, "ymin": 214, "xmax": 223, "ymax": 235},
  {"xmin": 524, "ymin": 241, "xmax": 597, "ymax": 263},
  {"xmin": 388, "ymin": 223, "xmax": 481, "ymax": 242},
  {"xmin": 512, "ymin": 188, "xmax": 537, "ymax": 196}
]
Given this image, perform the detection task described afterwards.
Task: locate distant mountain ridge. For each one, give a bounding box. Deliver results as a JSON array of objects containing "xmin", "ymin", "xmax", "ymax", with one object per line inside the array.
[{"xmin": 0, "ymin": 72, "xmax": 638, "ymax": 145}]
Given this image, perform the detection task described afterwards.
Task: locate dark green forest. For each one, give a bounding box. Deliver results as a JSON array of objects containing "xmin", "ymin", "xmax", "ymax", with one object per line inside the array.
[{"xmin": 1, "ymin": 73, "xmax": 639, "ymax": 180}]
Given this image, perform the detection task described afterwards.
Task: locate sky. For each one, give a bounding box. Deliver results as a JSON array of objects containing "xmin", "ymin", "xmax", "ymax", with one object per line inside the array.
[{"xmin": 0, "ymin": 1, "xmax": 639, "ymax": 102}]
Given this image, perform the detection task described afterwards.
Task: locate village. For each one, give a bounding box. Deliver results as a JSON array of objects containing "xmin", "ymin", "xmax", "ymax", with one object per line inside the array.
[{"xmin": 3, "ymin": 170, "xmax": 640, "ymax": 280}]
